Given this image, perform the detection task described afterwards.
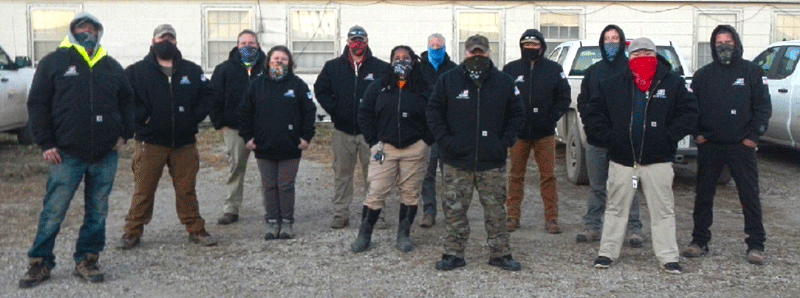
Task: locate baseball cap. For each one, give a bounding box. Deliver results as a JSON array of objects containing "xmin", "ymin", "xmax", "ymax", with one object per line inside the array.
[
  {"xmin": 465, "ymin": 34, "xmax": 489, "ymax": 52},
  {"xmin": 347, "ymin": 25, "xmax": 367, "ymax": 41},
  {"xmin": 153, "ymin": 24, "xmax": 177, "ymax": 39},
  {"xmin": 628, "ymin": 37, "xmax": 656, "ymax": 53}
]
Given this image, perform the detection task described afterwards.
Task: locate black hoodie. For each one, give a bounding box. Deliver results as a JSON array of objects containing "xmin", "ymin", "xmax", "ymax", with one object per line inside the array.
[
  {"xmin": 210, "ymin": 46, "xmax": 267, "ymax": 130},
  {"xmin": 585, "ymin": 55, "xmax": 698, "ymax": 166},
  {"xmin": 502, "ymin": 29, "xmax": 571, "ymax": 140},
  {"xmin": 578, "ymin": 25, "xmax": 629, "ymax": 147},
  {"xmin": 691, "ymin": 25, "xmax": 771, "ymax": 144}
]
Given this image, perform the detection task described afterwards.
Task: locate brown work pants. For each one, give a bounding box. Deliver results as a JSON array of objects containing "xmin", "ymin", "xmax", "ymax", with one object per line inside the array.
[{"xmin": 506, "ymin": 136, "xmax": 558, "ymax": 222}]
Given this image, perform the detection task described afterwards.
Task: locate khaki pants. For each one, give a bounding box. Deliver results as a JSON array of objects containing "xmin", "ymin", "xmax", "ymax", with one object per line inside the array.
[
  {"xmin": 506, "ymin": 136, "xmax": 557, "ymax": 222},
  {"xmin": 599, "ymin": 161, "xmax": 679, "ymax": 265},
  {"xmin": 331, "ymin": 130, "xmax": 370, "ymax": 218},
  {"xmin": 124, "ymin": 142, "xmax": 206, "ymax": 237},
  {"xmin": 364, "ymin": 140, "xmax": 430, "ymax": 210},
  {"xmin": 222, "ymin": 128, "xmax": 251, "ymax": 215}
]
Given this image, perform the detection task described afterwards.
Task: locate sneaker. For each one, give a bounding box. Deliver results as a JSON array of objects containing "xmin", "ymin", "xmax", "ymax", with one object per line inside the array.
[
  {"xmin": 330, "ymin": 216, "xmax": 349, "ymax": 229},
  {"xmin": 488, "ymin": 255, "xmax": 522, "ymax": 271},
  {"xmin": 545, "ymin": 219, "xmax": 561, "ymax": 234},
  {"xmin": 189, "ymin": 231, "xmax": 218, "ymax": 246},
  {"xmin": 435, "ymin": 254, "xmax": 466, "ymax": 271},
  {"xmin": 419, "ymin": 214, "xmax": 435, "ymax": 228},
  {"xmin": 627, "ymin": 232, "xmax": 644, "ymax": 248},
  {"xmin": 217, "ymin": 213, "xmax": 239, "ymax": 225},
  {"xmin": 279, "ymin": 222, "xmax": 294, "ymax": 239},
  {"xmin": 374, "ymin": 216, "xmax": 389, "ymax": 230},
  {"xmin": 265, "ymin": 220, "xmax": 280, "ymax": 240},
  {"xmin": 662, "ymin": 262, "xmax": 683, "ymax": 274},
  {"xmin": 681, "ymin": 243, "xmax": 709, "ymax": 258},
  {"xmin": 593, "ymin": 256, "xmax": 613, "ymax": 269},
  {"xmin": 746, "ymin": 249, "xmax": 765, "ymax": 265},
  {"xmin": 73, "ymin": 253, "xmax": 104, "ymax": 283},
  {"xmin": 506, "ymin": 217, "xmax": 520, "ymax": 232},
  {"xmin": 576, "ymin": 229, "xmax": 601, "ymax": 243},
  {"xmin": 18, "ymin": 257, "xmax": 50, "ymax": 288},
  {"xmin": 116, "ymin": 233, "xmax": 140, "ymax": 250}
]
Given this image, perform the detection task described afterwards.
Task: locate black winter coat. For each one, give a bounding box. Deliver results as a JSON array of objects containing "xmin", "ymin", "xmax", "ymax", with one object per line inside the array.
[
  {"xmin": 239, "ymin": 73, "xmax": 316, "ymax": 161},
  {"xmin": 359, "ymin": 79, "xmax": 433, "ymax": 149},
  {"xmin": 419, "ymin": 51, "xmax": 458, "ymax": 91},
  {"xmin": 210, "ymin": 46, "xmax": 266, "ymax": 130},
  {"xmin": 503, "ymin": 58, "xmax": 570, "ymax": 140},
  {"xmin": 27, "ymin": 43, "xmax": 134, "ymax": 162},
  {"xmin": 126, "ymin": 51, "xmax": 213, "ymax": 148},
  {"xmin": 314, "ymin": 47, "xmax": 389, "ymax": 134},
  {"xmin": 585, "ymin": 56, "xmax": 698, "ymax": 166},
  {"xmin": 427, "ymin": 64, "xmax": 526, "ymax": 171}
]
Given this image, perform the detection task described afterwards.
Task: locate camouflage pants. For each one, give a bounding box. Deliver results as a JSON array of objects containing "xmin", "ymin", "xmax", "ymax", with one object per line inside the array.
[{"xmin": 442, "ymin": 164, "xmax": 511, "ymax": 258}]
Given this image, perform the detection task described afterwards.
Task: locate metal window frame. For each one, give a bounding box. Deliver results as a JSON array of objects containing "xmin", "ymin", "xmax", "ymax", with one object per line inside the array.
[
  {"xmin": 287, "ymin": 6, "xmax": 340, "ymax": 74},
  {"xmin": 201, "ymin": 4, "xmax": 256, "ymax": 71},
  {"xmin": 26, "ymin": 2, "xmax": 83, "ymax": 64},
  {"xmin": 454, "ymin": 8, "xmax": 505, "ymax": 65},
  {"xmin": 693, "ymin": 8, "xmax": 742, "ymax": 70},
  {"xmin": 536, "ymin": 7, "xmax": 584, "ymax": 57},
  {"xmin": 773, "ymin": 10, "xmax": 800, "ymax": 43}
]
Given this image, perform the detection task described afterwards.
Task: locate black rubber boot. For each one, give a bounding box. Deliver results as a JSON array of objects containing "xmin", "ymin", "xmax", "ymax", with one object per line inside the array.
[
  {"xmin": 396, "ymin": 204, "xmax": 418, "ymax": 252},
  {"xmin": 350, "ymin": 206, "xmax": 381, "ymax": 252}
]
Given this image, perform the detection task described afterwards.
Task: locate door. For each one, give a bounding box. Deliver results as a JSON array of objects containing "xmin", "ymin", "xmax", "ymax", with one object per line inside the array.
[
  {"xmin": 779, "ymin": 46, "xmax": 800, "ymax": 146},
  {"xmin": 754, "ymin": 46, "xmax": 791, "ymax": 144}
]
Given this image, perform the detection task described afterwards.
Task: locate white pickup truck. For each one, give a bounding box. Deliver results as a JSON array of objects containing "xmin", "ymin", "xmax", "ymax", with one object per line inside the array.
[
  {"xmin": 753, "ymin": 40, "xmax": 800, "ymax": 149},
  {"xmin": 0, "ymin": 44, "xmax": 34, "ymax": 144},
  {"xmin": 547, "ymin": 38, "xmax": 703, "ymax": 185}
]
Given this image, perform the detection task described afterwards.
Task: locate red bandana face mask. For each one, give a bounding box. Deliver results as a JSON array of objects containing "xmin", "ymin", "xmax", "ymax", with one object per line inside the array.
[
  {"xmin": 629, "ymin": 56, "xmax": 657, "ymax": 91},
  {"xmin": 349, "ymin": 41, "xmax": 367, "ymax": 57}
]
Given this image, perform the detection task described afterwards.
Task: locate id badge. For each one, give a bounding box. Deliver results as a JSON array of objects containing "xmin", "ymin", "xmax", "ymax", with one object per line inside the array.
[{"xmin": 632, "ymin": 176, "xmax": 639, "ymax": 189}]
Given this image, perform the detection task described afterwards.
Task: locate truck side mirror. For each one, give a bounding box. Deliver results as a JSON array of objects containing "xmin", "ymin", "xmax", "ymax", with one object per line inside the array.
[{"xmin": 15, "ymin": 56, "xmax": 32, "ymax": 68}]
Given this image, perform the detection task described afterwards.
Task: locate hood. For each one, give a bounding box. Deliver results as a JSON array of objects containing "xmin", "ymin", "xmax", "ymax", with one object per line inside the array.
[
  {"xmin": 710, "ymin": 24, "xmax": 743, "ymax": 65},
  {"xmin": 599, "ymin": 24, "xmax": 627, "ymax": 63},
  {"xmin": 67, "ymin": 12, "xmax": 104, "ymax": 54},
  {"xmin": 653, "ymin": 54, "xmax": 674, "ymax": 81},
  {"xmin": 519, "ymin": 29, "xmax": 546, "ymax": 56}
]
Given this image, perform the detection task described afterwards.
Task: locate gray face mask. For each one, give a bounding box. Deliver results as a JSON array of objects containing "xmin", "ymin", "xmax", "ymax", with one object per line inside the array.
[
  {"xmin": 716, "ymin": 44, "xmax": 735, "ymax": 65},
  {"xmin": 464, "ymin": 55, "xmax": 491, "ymax": 86}
]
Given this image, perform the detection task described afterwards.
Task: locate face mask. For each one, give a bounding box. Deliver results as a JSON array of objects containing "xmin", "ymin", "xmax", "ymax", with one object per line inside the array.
[
  {"xmin": 604, "ymin": 42, "xmax": 620, "ymax": 62},
  {"xmin": 521, "ymin": 47, "xmax": 541, "ymax": 62},
  {"xmin": 716, "ymin": 44, "xmax": 735, "ymax": 65},
  {"xmin": 239, "ymin": 46, "xmax": 259, "ymax": 65},
  {"xmin": 269, "ymin": 61, "xmax": 287, "ymax": 80},
  {"xmin": 629, "ymin": 56, "xmax": 657, "ymax": 91},
  {"xmin": 350, "ymin": 41, "xmax": 367, "ymax": 57},
  {"xmin": 152, "ymin": 40, "xmax": 178, "ymax": 60},
  {"xmin": 392, "ymin": 59, "xmax": 413, "ymax": 80},
  {"xmin": 464, "ymin": 55, "xmax": 491, "ymax": 86},
  {"xmin": 427, "ymin": 46, "xmax": 445, "ymax": 68},
  {"xmin": 74, "ymin": 31, "xmax": 97, "ymax": 55}
]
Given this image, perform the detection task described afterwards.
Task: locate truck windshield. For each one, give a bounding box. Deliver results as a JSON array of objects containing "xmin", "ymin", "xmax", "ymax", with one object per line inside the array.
[{"xmin": 570, "ymin": 46, "xmax": 685, "ymax": 76}]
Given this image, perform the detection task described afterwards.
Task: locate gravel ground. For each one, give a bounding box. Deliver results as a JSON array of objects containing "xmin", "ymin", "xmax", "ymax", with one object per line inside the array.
[{"xmin": 2, "ymin": 135, "xmax": 799, "ymax": 297}]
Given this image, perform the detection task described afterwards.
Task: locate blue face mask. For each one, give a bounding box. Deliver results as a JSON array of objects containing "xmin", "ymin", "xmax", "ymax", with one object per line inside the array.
[
  {"xmin": 239, "ymin": 46, "xmax": 259, "ymax": 65},
  {"xmin": 74, "ymin": 31, "xmax": 97, "ymax": 53},
  {"xmin": 604, "ymin": 42, "xmax": 620, "ymax": 62},
  {"xmin": 427, "ymin": 45, "xmax": 446, "ymax": 69}
]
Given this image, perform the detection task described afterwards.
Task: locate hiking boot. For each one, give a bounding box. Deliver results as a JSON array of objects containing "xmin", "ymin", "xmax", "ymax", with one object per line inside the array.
[
  {"xmin": 19, "ymin": 257, "xmax": 50, "ymax": 288},
  {"xmin": 116, "ymin": 233, "xmax": 140, "ymax": 250},
  {"xmin": 506, "ymin": 217, "xmax": 520, "ymax": 232},
  {"xmin": 265, "ymin": 219, "xmax": 280, "ymax": 240},
  {"xmin": 435, "ymin": 254, "xmax": 466, "ymax": 271},
  {"xmin": 627, "ymin": 232, "xmax": 645, "ymax": 248},
  {"xmin": 374, "ymin": 216, "xmax": 389, "ymax": 230},
  {"xmin": 662, "ymin": 262, "xmax": 683, "ymax": 274},
  {"xmin": 330, "ymin": 216, "xmax": 349, "ymax": 229},
  {"xmin": 746, "ymin": 249, "xmax": 765, "ymax": 265},
  {"xmin": 546, "ymin": 219, "xmax": 561, "ymax": 234},
  {"xmin": 576, "ymin": 229, "xmax": 601, "ymax": 243},
  {"xmin": 350, "ymin": 206, "xmax": 381, "ymax": 252},
  {"xmin": 681, "ymin": 243, "xmax": 708, "ymax": 258},
  {"xmin": 217, "ymin": 213, "xmax": 238, "ymax": 225},
  {"xmin": 594, "ymin": 256, "xmax": 613, "ymax": 269},
  {"xmin": 279, "ymin": 222, "xmax": 294, "ymax": 239},
  {"xmin": 419, "ymin": 214, "xmax": 435, "ymax": 228},
  {"xmin": 488, "ymin": 255, "xmax": 522, "ymax": 271},
  {"xmin": 396, "ymin": 204, "xmax": 417, "ymax": 252},
  {"xmin": 189, "ymin": 231, "xmax": 218, "ymax": 246},
  {"xmin": 73, "ymin": 253, "xmax": 104, "ymax": 283}
]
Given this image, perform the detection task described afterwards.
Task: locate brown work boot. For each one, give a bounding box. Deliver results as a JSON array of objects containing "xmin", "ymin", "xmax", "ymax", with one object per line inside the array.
[
  {"xmin": 746, "ymin": 249, "xmax": 765, "ymax": 265},
  {"xmin": 330, "ymin": 216, "xmax": 349, "ymax": 229},
  {"xmin": 506, "ymin": 217, "xmax": 520, "ymax": 232},
  {"xmin": 419, "ymin": 214, "xmax": 435, "ymax": 228},
  {"xmin": 546, "ymin": 219, "xmax": 561, "ymax": 234},
  {"xmin": 681, "ymin": 243, "xmax": 709, "ymax": 258},
  {"xmin": 73, "ymin": 253, "xmax": 104, "ymax": 283},
  {"xmin": 116, "ymin": 233, "xmax": 140, "ymax": 250},
  {"xmin": 189, "ymin": 231, "xmax": 218, "ymax": 246},
  {"xmin": 19, "ymin": 257, "xmax": 50, "ymax": 288},
  {"xmin": 217, "ymin": 213, "xmax": 239, "ymax": 225}
]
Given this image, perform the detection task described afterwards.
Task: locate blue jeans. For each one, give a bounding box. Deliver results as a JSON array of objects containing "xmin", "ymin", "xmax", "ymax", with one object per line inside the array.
[
  {"xmin": 28, "ymin": 151, "xmax": 118, "ymax": 268},
  {"xmin": 421, "ymin": 142, "xmax": 442, "ymax": 215},
  {"xmin": 583, "ymin": 144, "xmax": 642, "ymax": 233}
]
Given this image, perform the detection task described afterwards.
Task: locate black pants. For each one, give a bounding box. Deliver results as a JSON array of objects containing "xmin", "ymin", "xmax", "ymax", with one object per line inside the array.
[{"xmin": 692, "ymin": 142, "xmax": 765, "ymax": 251}]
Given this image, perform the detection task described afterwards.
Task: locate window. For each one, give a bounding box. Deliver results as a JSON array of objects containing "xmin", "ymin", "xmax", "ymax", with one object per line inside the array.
[
  {"xmin": 540, "ymin": 13, "xmax": 580, "ymax": 56},
  {"xmin": 458, "ymin": 11, "xmax": 502, "ymax": 65},
  {"xmin": 696, "ymin": 13, "xmax": 737, "ymax": 69},
  {"xmin": 29, "ymin": 8, "xmax": 75, "ymax": 65},
  {"xmin": 754, "ymin": 46, "xmax": 781, "ymax": 78},
  {"xmin": 775, "ymin": 14, "xmax": 800, "ymax": 42},
  {"xmin": 204, "ymin": 8, "xmax": 253, "ymax": 70},
  {"xmin": 776, "ymin": 46, "xmax": 800, "ymax": 80},
  {"xmin": 291, "ymin": 10, "xmax": 337, "ymax": 73}
]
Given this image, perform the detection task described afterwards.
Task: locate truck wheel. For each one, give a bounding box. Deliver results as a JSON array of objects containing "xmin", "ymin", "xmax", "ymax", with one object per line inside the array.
[
  {"xmin": 566, "ymin": 117, "xmax": 589, "ymax": 185},
  {"xmin": 15, "ymin": 122, "xmax": 34, "ymax": 145},
  {"xmin": 717, "ymin": 166, "xmax": 732, "ymax": 185}
]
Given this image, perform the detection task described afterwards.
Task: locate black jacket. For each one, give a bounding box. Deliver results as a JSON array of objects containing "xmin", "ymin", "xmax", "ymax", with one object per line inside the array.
[
  {"xmin": 692, "ymin": 25, "xmax": 771, "ymax": 144},
  {"xmin": 427, "ymin": 63, "xmax": 526, "ymax": 171},
  {"xmin": 314, "ymin": 47, "xmax": 389, "ymax": 134},
  {"xmin": 27, "ymin": 40, "xmax": 134, "ymax": 162},
  {"xmin": 210, "ymin": 46, "xmax": 266, "ymax": 130},
  {"xmin": 359, "ymin": 77, "xmax": 433, "ymax": 149},
  {"xmin": 239, "ymin": 73, "xmax": 316, "ymax": 161},
  {"xmin": 419, "ymin": 51, "xmax": 458, "ymax": 91},
  {"xmin": 585, "ymin": 55, "xmax": 698, "ymax": 166},
  {"xmin": 126, "ymin": 50, "xmax": 213, "ymax": 148},
  {"xmin": 503, "ymin": 30, "xmax": 571, "ymax": 140},
  {"xmin": 578, "ymin": 25, "xmax": 629, "ymax": 147}
]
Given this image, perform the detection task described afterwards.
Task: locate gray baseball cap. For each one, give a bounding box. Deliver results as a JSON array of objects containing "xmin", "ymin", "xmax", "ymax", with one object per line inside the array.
[
  {"xmin": 153, "ymin": 24, "xmax": 176, "ymax": 39},
  {"xmin": 347, "ymin": 25, "xmax": 367, "ymax": 41},
  {"xmin": 628, "ymin": 37, "xmax": 656, "ymax": 53},
  {"xmin": 464, "ymin": 34, "xmax": 489, "ymax": 52}
]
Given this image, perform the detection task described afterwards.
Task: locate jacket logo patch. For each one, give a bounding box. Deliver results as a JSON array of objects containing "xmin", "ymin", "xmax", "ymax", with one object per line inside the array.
[
  {"xmin": 762, "ymin": 76, "xmax": 769, "ymax": 85},
  {"xmin": 456, "ymin": 89, "xmax": 469, "ymax": 99},
  {"xmin": 482, "ymin": 131, "xmax": 488, "ymax": 137},
  {"xmin": 365, "ymin": 73, "xmax": 375, "ymax": 80},
  {"xmin": 560, "ymin": 72, "xmax": 566, "ymax": 79},
  {"xmin": 651, "ymin": 121, "xmax": 657, "ymax": 127},
  {"xmin": 515, "ymin": 75, "xmax": 524, "ymax": 83},
  {"xmin": 533, "ymin": 108, "xmax": 539, "ymax": 113},
  {"xmin": 201, "ymin": 74, "xmax": 209, "ymax": 82},
  {"xmin": 178, "ymin": 106, "xmax": 185, "ymax": 112},
  {"xmin": 731, "ymin": 109, "xmax": 737, "ymax": 115},
  {"xmin": 733, "ymin": 78, "xmax": 745, "ymax": 86},
  {"xmin": 402, "ymin": 112, "xmax": 408, "ymax": 118},
  {"xmin": 284, "ymin": 89, "xmax": 295, "ymax": 97},
  {"xmin": 288, "ymin": 124, "xmax": 294, "ymax": 130},
  {"xmin": 654, "ymin": 89, "xmax": 667, "ymax": 98},
  {"xmin": 96, "ymin": 115, "xmax": 103, "ymax": 123},
  {"xmin": 514, "ymin": 86, "xmax": 521, "ymax": 95},
  {"xmin": 180, "ymin": 76, "xmax": 191, "ymax": 85},
  {"xmin": 64, "ymin": 66, "xmax": 78, "ymax": 77}
]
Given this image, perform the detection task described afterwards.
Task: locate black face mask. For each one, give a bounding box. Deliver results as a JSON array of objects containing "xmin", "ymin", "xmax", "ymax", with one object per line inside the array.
[
  {"xmin": 464, "ymin": 55, "xmax": 491, "ymax": 86},
  {"xmin": 152, "ymin": 40, "xmax": 178, "ymax": 60},
  {"xmin": 716, "ymin": 44, "xmax": 735, "ymax": 65},
  {"xmin": 521, "ymin": 48, "xmax": 541, "ymax": 62}
]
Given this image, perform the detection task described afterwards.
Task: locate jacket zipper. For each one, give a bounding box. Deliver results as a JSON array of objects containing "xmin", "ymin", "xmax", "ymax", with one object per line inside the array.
[
  {"xmin": 629, "ymin": 79, "xmax": 661, "ymax": 168},
  {"xmin": 397, "ymin": 87, "xmax": 403, "ymax": 147},
  {"xmin": 353, "ymin": 61, "xmax": 359, "ymax": 135},
  {"xmin": 169, "ymin": 74, "xmax": 175, "ymax": 148},
  {"xmin": 528, "ymin": 62, "xmax": 535, "ymax": 136},
  {"xmin": 90, "ymin": 67, "xmax": 95, "ymax": 160},
  {"xmin": 474, "ymin": 85, "xmax": 482, "ymax": 171}
]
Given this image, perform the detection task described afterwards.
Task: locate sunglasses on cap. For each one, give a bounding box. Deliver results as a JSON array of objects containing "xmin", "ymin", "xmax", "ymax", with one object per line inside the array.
[
  {"xmin": 348, "ymin": 29, "xmax": 367, "ymax": 36},
  {"xmin": 521, "ymin": 36, "xmax": 541, "ymax": 45}
]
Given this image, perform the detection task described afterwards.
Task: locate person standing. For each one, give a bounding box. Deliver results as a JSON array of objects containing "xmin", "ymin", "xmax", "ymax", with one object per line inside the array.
[
  {"xmin": 502, "ymin": 29, "xmax": 570, "ymax": 234},
  {"xmin": 117, "ymin": 24, "xmax": 217, "ymax": 249},
  {"xmin": 427, "ymin": 35, "xmax": 525, "ymax": 271},
  {"xmin": 586, "ymin": 38, "xmax": 697, "ymax": 274},
  {"xmin": 681, "ymin": 25, "xmax": 771, "ymax": 265},
  {"xmin": 315, "ymin": 25, "xmax": 389, "ymax": 229},
  {"xmin": 576, "ymin": 25, "xmax": 644, "ymax": 246},
  {"xmin": 418, "ymin": 33, "xmax": 458, "ymax": 228},
  {"xmin": 20, "ymin": 12, "xmax": 133, "ymax": 288},
  {"xmin": 351, "ymin": 45, "xmax": 432, "ymax": 253},
  {"xmin": 239, "ymin": 46, "xmax": 316, "ymax": 240},
  {"xmin": 210, "ymin": 30, "xmax": 267, "ymax": 225}
]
